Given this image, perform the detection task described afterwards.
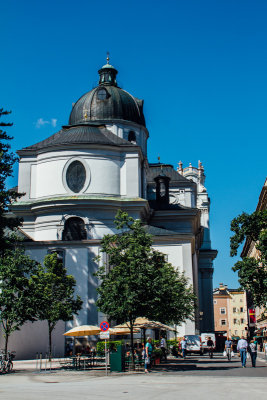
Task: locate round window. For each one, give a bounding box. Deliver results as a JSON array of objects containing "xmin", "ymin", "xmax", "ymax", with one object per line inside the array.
[
  {"xmin": 97, "ymin": 88, "xmax": 108, "ymax": 100},
  {"xmin": 66, "ymin": 161, "xmax": 86, "ymax": 193}
]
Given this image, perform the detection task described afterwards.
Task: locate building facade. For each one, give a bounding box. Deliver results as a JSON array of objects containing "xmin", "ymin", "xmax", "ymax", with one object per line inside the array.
[
  {"xmin": 241, "ymin": 178, "xmax": 267, "ymax": 338},
  {"xmin": 0, "ymin": 60, "xmax": 217, "ymax": 359},
  {"xmin": 213, "ymin": 284, "xmax": 248, "ymax": 338}
]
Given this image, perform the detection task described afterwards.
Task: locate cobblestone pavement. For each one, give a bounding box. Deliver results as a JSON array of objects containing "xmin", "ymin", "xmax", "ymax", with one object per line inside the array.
[{"xmin": 0, "ymin": 353, "xmax": 266, "ymax": 400}]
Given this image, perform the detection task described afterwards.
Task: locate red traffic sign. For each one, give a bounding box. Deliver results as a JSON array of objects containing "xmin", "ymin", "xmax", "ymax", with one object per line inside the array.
[{"xmin": 100, "ymin": 321, "xmax": 109, "ymax": 332}]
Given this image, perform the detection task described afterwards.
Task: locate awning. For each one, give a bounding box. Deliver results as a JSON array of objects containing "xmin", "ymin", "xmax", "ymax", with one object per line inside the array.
[{"xmin": 255, "ymin": 327, "xmax": 265, "ymax": 335}]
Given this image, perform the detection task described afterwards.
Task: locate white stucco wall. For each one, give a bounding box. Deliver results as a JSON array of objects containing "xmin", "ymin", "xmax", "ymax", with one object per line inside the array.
[
  {"xmin": 18, "ymin": 148, "xmax": 142, "ymax": 200},
  {"xmin": 152, "ymin": 242, "xmax": 196, "ymax": 335}
]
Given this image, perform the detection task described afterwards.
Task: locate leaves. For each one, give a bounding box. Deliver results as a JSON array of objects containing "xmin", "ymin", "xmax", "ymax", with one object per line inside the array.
[
  {"xmin": 230, "ymin": 210, "xmax": 267, "ymax": 307},
  {"xmin": 30, "ymin": 253, "xmax": 83, "ymax": 327},
  {"xmin": 0, "ymin": 249, "xmax": 39, "ymax": 341},
  {"xmin": 95, "ymin": 210, "xmax": 196, "ymax": 325},
  {"xmin": 0, "ymin": 108, "xmax": 24, "ymax": 253}
]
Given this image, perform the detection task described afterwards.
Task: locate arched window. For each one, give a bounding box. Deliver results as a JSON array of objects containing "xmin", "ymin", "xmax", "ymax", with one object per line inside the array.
[
  {"xmin": 154, "ymin": 175, "xmax": 170, "ymax": 205},
  {"xmin": 128, "ymin": 131, "xmax": 136, "ymax": 143},
  {"xmin": 62, "ymin": 217, "xmax": 87, "ymax": 241}
]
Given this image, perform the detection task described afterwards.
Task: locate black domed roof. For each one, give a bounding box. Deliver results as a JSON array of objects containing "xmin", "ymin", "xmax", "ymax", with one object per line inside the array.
[{"xmin": 69, "ymin": 62, "xmax": 146, "ymax": 127}]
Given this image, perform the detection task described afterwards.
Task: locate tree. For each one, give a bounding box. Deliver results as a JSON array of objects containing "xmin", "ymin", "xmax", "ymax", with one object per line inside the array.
[
  {"xmin": 0, "ymin": 248, "xmax": 39, "ymax": 357},
  {"xmin": 30, "ymin": 253, "xmax": 83, "ymax": 359},
  {"xmin": 95, "ymin": 210, "xmax": 196, "ymax": 364},
  {"xmin": 0, "ymin": 108, "xmax": 23, "ymax": 254},
  {"xmin": 230, "ymin": 210, "xmax": 267, "ymax": 307}
]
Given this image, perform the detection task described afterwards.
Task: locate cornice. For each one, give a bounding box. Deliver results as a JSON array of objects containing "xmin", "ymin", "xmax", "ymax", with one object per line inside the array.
[{"xmin": 11, "ymin": 195, "xmax": 150, "ymax": 216}]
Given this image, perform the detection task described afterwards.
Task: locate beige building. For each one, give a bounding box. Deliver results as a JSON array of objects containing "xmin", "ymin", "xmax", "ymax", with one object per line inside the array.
[
  {"xmin": 228, "ymin": 289, "xmax": 248, "ymax": 338},
  {"xmin": 213, "ymin": 284, "xmax": 248, "ymax": 338}
]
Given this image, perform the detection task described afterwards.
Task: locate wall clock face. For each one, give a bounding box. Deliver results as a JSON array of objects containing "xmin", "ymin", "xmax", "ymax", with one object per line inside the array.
[{"xmin": 66, "ymin": 160, "xmax": 86, "ymax": 193}]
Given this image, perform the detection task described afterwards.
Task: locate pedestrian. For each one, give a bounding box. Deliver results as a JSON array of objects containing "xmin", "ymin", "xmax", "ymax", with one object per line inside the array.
[
  {"xmin": 207, "ymin": 337, "xmax": 214, "ymax": 358},
  {"xmin": 225, "ymin": 337, "xmax": 233, "ymax": 361},
  {"xmin": 248, "ymin": 340, "xmax": 257, "ymax": 367},
  {"xmin": 180, "ymin": 337, "xmax": 187, "ymax": 359},
  {"xmin": 160, "ymin": 335, "xmax": 167, "ymax": 362},
  {"xmin": 260, "ymin": 341, "xmax": 263, "ymax": 352},
  {"xmin": 145, "ymin": 337, "xmax": 153, "ymax": 373},
  {"xmin": 264, "ymin": 340, "xmax": 267, "ymax": 361},
  {"xmin": 237, "ymin": 336, "xmax": 248, "ymax": 368}
]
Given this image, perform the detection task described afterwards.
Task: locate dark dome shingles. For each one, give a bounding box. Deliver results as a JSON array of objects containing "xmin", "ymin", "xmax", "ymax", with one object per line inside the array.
[{"xmin": 69, "ymin": 85, "xmax": 145, "ymax": 127}]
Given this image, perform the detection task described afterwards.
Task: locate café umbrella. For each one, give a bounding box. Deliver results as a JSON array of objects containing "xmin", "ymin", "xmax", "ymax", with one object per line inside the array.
[
  {"xmin": 109, "ymin": 327, "xmax": 140, "ymax": 335},
  {"xmin": 63, "ymin": 325, "xmax": 101, "ymax": 337},
  {"xmin": 114, "ymin": 317, "xmax": 175, "ymax": 331}
]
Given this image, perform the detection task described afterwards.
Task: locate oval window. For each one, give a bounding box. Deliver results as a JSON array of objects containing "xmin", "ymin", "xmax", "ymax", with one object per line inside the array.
[{"xmin": 66, "ymin": 161, "xmax": 86, "ymax": 193}]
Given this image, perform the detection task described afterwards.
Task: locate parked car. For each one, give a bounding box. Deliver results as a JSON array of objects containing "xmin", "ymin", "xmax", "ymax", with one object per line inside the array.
[
  {"xmin": 200, "ymin": 333, "xmax": 216, "ymax": 352},
  {"xmin": 184, "ymin": 335, "xmax": 203, "ymax": 355}
]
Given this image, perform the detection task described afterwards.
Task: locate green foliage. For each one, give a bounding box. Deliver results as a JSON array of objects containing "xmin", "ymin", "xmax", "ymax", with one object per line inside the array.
[
  {"xmin": 0, "ymin": 249, "xmax": 39, "ymax": 355},
  {"xmin": 30, "ymin": 253, "xmax": 83, "ymax": 358},
  {"xmin": 152, "ymin": 348, "xmax": 162, "ymax": 357},
  {"xmin": 96, "ymin": 340, "xmax": 123, "ymax": 354},
  {"xmin": 95, "ymin": 210, "xmax": 196, "ymax": 362},
  {"xmin": 0, "ymin": 109, "xmax": 23, "ymax": 253},
  {"xmin": 167, "ymin": 339, "xmax": 178, "ymax": 348},
  {"xmin": 230, "ymin": 210, "xmax": 267, "ymax": 307},
  {"xmin": 96, "ymin": 210, "xmax": 196, "ymax": 325}
]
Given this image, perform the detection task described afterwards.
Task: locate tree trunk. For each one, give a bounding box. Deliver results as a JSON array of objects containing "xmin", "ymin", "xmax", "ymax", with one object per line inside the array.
[
  {"xmin": 4, "ymin": 332, "xmax": 9, "ymax": 360},
  {"xmin": 130, "ymin": 320, "xmax": 135, "ymax": 371},
  {"xmin": 48, "ymin": 322, "xmax": 52, "ymax": 361}
]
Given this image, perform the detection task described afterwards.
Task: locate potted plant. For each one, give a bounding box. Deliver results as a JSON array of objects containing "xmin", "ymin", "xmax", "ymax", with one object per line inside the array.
[{"xmin": 153, "ymin": 348, "xmax": 162, "ymax": 365}]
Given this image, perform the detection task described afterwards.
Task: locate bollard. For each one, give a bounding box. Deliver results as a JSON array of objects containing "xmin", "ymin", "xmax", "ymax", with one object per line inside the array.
[
  {"xmin": 45, "ymin": 353, "xmax": 47, "ymax": 371},
  {"xmin": 39, "ymin": 352, "xmax": 42, "ymax": 372}
]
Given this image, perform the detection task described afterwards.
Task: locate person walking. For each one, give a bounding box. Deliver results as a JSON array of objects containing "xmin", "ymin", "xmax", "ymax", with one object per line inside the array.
[
  {"xmin": 160, "ymin": 335, "xmax": 167, "ymax": 362},
  {"xmin": 207, "ymin": 337, "xmax": 214, "ymax": 359},
  {"xmin": 248, "ymin": 340, "xmax": 257, "ymax": 367},
  {"xmin": 264, "ymin": 340, "xmax": 267, "ymax": 361},
  {"xmin": 237, "ymin": 336, "xmax": 248, "ymax": 368},
  {"xmin": 180, "ymin": 337, "xmax": 187, "ymax": 359},
  {"xmin": 145, "ymin": 337, "xmax": 153, "ymax": 373},
  {"xmin": 225, "ymin": 337, "xmax": 233, "ymax": 361}
]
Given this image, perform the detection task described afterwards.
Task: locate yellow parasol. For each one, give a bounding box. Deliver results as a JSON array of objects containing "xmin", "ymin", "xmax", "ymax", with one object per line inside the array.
[
  {"xmin": 63, "ymin": 325, "xmax": 101, "ymax": 337},
  {"xmin": 109, "ymin": 327, "xmax": 140, "ymax": 335},
  {"xmin": 114, "ymin": 317, "xmax": 175, "ymax": 331}
]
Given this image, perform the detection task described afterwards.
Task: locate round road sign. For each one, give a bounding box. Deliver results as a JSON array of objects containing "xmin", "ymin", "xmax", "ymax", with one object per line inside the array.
[{"xmin": 100, "ymin": 321, "xmax": 109, "ymax": 332}]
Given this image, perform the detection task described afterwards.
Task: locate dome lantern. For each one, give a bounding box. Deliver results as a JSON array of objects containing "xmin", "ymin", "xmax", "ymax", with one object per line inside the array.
[{"xmin": 98, "ymin": 53, "xmax": 118, "ymax": 86}]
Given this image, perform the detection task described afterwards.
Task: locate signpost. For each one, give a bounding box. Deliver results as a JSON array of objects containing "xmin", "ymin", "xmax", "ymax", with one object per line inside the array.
[{"xmin": 100, "ymin": 321, "xmax": 110, "ymax": 375}]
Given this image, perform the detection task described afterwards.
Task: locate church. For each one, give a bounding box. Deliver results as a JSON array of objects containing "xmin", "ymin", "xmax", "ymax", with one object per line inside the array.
[{"xmin": 3, "ymin": 58, "xmax": 217, "ymax": 359}]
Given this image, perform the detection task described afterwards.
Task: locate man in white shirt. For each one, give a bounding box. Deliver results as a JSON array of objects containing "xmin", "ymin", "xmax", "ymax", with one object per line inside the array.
[
  {"xmin": 237, "ymin": 336, "xmax": 248, "ymax": 368},
  {"xmin": 160, "ymin": 335, "xmax": 167, "ymax": 361}
]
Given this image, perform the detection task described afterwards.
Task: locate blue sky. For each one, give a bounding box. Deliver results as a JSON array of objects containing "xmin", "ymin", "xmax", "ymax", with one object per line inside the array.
[{"xmin": 2, "ymin": 0, "xmax": 267, "ymax": 288}]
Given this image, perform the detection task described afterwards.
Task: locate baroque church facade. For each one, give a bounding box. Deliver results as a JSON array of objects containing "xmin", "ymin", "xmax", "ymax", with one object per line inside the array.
[{"xmin": 3, "ymin": 60, "xmax": 217, "ymax": 359}]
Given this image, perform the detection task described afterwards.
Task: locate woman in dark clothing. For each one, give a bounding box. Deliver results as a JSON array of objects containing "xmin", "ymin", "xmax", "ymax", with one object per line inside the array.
[{"xmin": 249, "ymin": 340, "xmax": 257, "ymax": 367}]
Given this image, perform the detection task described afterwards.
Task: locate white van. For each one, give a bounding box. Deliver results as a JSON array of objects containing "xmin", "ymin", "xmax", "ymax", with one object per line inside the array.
[
  {"xmin": 201, "ymin": 333, "xmax": 216, "ymax": 352},
  {"xmin": 184, "ymin": 335, "xmax": 203, "ymax": 355}
]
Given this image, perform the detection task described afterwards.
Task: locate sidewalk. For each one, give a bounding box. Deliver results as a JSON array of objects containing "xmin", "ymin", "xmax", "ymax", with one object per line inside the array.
[
  {"xmin": 13, "ymin": 358, "xmax": 62, "ymax": 372},
  {"xmin": 257, "ymin": 351, "xmax": 267, "ymax": 362}
]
